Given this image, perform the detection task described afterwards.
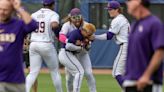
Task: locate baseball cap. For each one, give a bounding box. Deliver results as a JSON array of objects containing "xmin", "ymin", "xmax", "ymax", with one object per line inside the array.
[
  {"xmin": 43, "ymin": 0, "xmax": 55, "ymax": 5},
  {"xmin": 69, "ymin": 8, "xmax": 81, "ymax": 16},
  {"xmin": 105, "ymin": 1, "xmax": 121, "ymax": 10}
]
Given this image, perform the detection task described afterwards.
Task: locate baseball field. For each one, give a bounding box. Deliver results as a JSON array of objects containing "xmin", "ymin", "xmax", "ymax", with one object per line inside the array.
[{"xmin": 26, "ymin": 69, "xmax": 164, "ymax": 92}]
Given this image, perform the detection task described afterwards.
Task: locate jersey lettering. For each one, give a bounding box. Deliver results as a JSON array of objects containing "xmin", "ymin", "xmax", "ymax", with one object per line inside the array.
[{"xmin": 35, "ymin": 22, "xmax": 45, "ymax": 33}]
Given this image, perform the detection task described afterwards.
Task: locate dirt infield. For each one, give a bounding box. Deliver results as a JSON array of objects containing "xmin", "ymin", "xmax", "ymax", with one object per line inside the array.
[{"xmin": 25, "ymin": 68, "xmax": 112, "ymax": 75}]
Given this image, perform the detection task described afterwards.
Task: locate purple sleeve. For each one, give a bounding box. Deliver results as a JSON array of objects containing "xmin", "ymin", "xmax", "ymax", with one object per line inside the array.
[
  {"xmin": 107, "ymin": 32, "xmax": 114, "ymax": 40},
  {"xmin": 151, "ymin": 21, "xmax": 164, "ymax": 50},
  {"xmin": 23, "ymin": 19, "xmax": 38, "ymax": 34}
]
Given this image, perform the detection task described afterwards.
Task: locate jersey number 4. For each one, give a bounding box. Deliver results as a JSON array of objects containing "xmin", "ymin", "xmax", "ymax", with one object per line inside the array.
[{"xmin": 35, "ymin": 22, "xmax": 45, "ymax": 33}]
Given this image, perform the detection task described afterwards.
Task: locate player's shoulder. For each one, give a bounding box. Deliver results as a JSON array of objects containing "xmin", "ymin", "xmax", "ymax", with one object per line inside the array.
[
  {"xmin": 63, "ymin": 21, "xmax": 71, "ymax": 27},
  {"xmin": 69, "ymin": 29, "xmax": 80, "ymax": 36},
  {"xmin": 112, "ymin": 14, "xmax": 128, "ymax": 24},
  {"xmin": 115, "ymin": 14, "xmax": 127, "ymax": 21},
  {"xmin": 52, "ymin": 11, "xmax": 59, "ymax": 17},
  {"xmin": 11, "ymin": 18, "xmax": 23, "ymax": 25},
  {"xmin": 149, "ymin": 15, "xmax": 162, "ymax": 24},
  {"xmin": 31, "ymin": 9, "xmax": 42, "ymax": 17}
]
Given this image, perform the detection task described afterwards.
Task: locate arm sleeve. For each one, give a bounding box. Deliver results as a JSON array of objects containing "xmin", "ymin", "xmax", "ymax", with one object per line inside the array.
[
  {"xmin": 59, "ymin": 34, "xmax": 67, "ymax": 43},
  {"xmin": 59, "ymin": 23, "xmax": 70, "ymax": 43},
  {"xmin": 66, "ymin": 30, "xmax": 82, "ymax": 51},
  {"xmin": 60, "ymin": 23, "xmax": 69, "ymax": 35},
  {"xmin": 23, "ymin": 19, "xmax": 38, "ymax": 34},
  {"xmin": 95, "ymin": 32, "xmax": 114, "ymax": 40},
  {"xmin": 65, "ymin": 43, "xmax": 82, "ymax": 51},
  {"xmin": 151, "ymin": 21, "xmax": 164, "ymax": 50},
  {"xmin": 108, "ymin": 19, "xmax": 120, "ymax": 34},
  {"xmin": 95, "ymin": 33, "xmax": 107, "ymax": 40}
]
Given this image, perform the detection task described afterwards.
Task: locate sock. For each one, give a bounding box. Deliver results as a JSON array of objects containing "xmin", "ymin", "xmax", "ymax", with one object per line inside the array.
[{"xmin": 116, "ymin": 75, "xmax": 124, "ymax": 87}]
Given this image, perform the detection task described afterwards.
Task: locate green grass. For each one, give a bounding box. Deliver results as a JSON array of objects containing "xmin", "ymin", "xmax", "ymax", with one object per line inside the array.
[{"xmin": 30, "ymin": 73, "xmax": 164, "ymax": 92}]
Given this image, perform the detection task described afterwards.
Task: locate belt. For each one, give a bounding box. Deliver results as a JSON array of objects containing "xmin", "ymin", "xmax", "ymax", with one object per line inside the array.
[
  {"xmin": 119, "ymin": 42, "xmax": 128, "ymax": 46},
  {"xmin": 65, "ymin": 49, "xmax": 79, "ymax": 54},
  {"xmin": 119, "ymin": 43, "xmax": 124, "ymax": 46}
]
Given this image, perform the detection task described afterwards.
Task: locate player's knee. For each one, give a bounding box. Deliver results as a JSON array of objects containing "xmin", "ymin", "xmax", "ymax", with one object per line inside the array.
[
  {"xmin": 84, "ymin": 70, "xmax": 92, "ymax": 77},
  {"xmin": 29, "ymin": 69, "xmax": 40, "ymax": 75},
  {"xmin": 78, "ymin": 69, "xmax": 84, "ymax": 77}
]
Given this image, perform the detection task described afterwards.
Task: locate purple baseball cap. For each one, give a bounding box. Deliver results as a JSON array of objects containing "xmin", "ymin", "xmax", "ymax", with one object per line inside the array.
[
  {"xmin": 69, "ymin": 8, "xmax": 81, "ymax": 16},
  {"xmin": 105, "ymin": 1, "xmax": 121, "ymax": 10},
  {"xmin": 43, "ymin": 0, "xmax": 55, "ymax": 5}
]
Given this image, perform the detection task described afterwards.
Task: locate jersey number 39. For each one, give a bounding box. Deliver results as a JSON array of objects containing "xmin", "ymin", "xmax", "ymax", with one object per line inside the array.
[{"xmin": 35, "ymin": 22, "xmax": 45, "ymax": 33}]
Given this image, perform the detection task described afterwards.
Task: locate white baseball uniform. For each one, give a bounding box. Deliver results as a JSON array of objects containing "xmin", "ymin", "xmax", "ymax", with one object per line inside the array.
[
  {"xmin": 110, "ymin": 14, "xmax": 129, "ymax": 77},
  {"xmin": 95, "ymin": 14, "xmax": 130, "ymax": 85},
  {"xmin": 26, "ymin": 8, "xmax": 63, "ymax": 92},
  {"xmin": 59, "ymin": 21, "xmax": 97, "ymax": 92}
]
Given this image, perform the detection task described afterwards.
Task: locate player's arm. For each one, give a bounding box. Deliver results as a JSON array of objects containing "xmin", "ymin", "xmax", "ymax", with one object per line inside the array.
[
  {"xmin": 65, "ymin": 43, "xmax": 82, "ymax": 51},
  {"xmin": 137, "ymin": 48, "xmax": 164, "ymax": 91},
  {"xmin": 12, "ymin": 0, "xmax": 33, "ymax": 24},
  {"xmin": 51, "ymin": 22, "xmax": 59, "ymax": 30},
  {"xmin": 59, "ymin": 23, "xmax": 70, "ymax": 43},
  {"xmin": 50, "ymin": 13, "xmax": 60, "ymax": 38},
  {"xmin": 94, "ymin": 32, "xmax": 115, "ymax": 40},
  {"xmin": 94, "ymin": 20, "xmax": 119, "ymax": 40},
  {"xmin": 65, "ymin": 30, "xmax": 82, "ymax": 51}
]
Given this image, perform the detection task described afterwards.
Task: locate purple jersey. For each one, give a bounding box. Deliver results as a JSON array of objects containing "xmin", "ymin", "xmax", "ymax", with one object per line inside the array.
[
  {"xmin": 124, "ymin": 15, "xmax": 164, "ymax": 84},
  {"xmin": 0, "ymin": 18, "xmax": 37, "ymax": 83},
  {"xmin": 67, "ymin": 29, "xmax": 84, "ymax": 44},
  {"xmin": 61, "ymin": 29, "xmax": 84, "ymax": 48}
]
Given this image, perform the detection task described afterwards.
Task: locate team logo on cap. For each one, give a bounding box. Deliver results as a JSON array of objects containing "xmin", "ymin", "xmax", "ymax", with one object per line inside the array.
[{"xmin": 138, "ymin": 25, "xmax": 143, "ymax": 32}]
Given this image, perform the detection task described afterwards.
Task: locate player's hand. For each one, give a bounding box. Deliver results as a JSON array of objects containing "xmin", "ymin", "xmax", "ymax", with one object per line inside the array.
[
  {"xmin": 75, "ymin": 40, "xmax": 82, "ymax": 46},
  {"xmin": 137, "ymin": 75, "xmax": 150, "ymax": 91},
  {"xmin": 11, "ymin": 0, "xmax": 22, "ymax": 10},
  {"xmin": 88, "ymin": 35, "xmax": 95, "ymax": 41},
  {"xmin": 84, "ymin": 39, "xmax": 89, "ymax": 44}
]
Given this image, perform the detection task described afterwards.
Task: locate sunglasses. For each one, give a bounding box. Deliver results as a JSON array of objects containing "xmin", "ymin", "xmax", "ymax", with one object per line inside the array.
[{"xmin": 71, "ymin": 15, "xmax": 82, "ymax": 20}]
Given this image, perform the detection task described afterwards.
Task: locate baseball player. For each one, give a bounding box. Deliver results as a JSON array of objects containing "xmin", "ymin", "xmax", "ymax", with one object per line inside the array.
[
  {"xmin": 59, "ymin": 8, "xmax": 97, "ymax": 92},
  {"xmin": 23, "ymin": 35, "xmax": 38, "ymax": 92},
  {"xmin": 94, "ymin": 1, "xmax": 130, "ymax": 87},
  {"xmin": 59, "ymin": 23, "xmax": 96, "ymax": 92},
  {"xmin": 0, "ymin": 0, "xmax": 38, "ymax": 92},
  {"xmin": 123, "ymin": 0, "xmax": 164, "ymax": 92},
  {"xmin": 25, "ymin": 0, "xmax": 63, "ymax": 92}
]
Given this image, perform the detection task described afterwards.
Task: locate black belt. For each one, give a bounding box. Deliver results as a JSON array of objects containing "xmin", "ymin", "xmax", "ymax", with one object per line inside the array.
[
  {"xmin": 65, "ymin": 49, "xmax": 79, "ymax": 54},
  {"xmin": 120, "ymin": 43, "xmax": 124, "ymax": 46}
]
